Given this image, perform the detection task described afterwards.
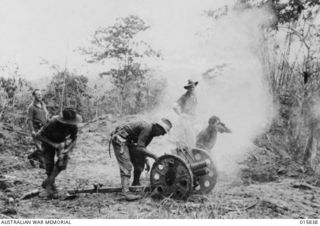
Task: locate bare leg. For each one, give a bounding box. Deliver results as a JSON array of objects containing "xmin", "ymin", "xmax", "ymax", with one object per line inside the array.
[{"xmin": 132, "ymin": 168, "xmax": 143, "ymax": 186}]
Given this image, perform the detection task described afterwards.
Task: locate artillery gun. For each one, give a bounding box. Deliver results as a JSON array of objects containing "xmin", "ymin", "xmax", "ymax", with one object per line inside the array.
[
  {"xmin": 150, "ymin": 146, "xmax": 217, "ymax": 200},
  {"xmin": 68, "ymin": 146, "xmax": 217, "ymax": 200}
]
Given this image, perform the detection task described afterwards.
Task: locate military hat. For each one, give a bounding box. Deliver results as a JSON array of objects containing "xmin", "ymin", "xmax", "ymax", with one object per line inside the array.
[
  {"xmin": 184, "ymin": 80, "xmax": 199, "ymax": 89},
  {"xmin": 156, "ymin": 118, "xmax": 173, "ymax": 133},
  {"xmin": 54, "ymin": 107, "xmax": 82, "ymax": 125}
]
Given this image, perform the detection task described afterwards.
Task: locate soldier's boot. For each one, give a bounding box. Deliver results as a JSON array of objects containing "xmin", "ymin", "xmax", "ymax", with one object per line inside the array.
[
  {"xmin": 131, "ymin": 169, "xmax": 142, "ymax": 186},
  {"xmin": 27, "ymin": 152, "xmax": 38, "ymax": 167},
  {"xmin": 121, "ymin": 176, "xmax": 141, "ymax": 201},
  {"xmin": 38, "ymin": 157, "xmax": 45, "ymax": 169},
  {"xmin": 38, "ymin": 151, "xmax": 46, "ymax": 169},
  {"xmin": 41, "ymin": 179, "xmax": 58, "ymax": 199},
  {"xmin": 42, "ymin": 166, "xmax": 61, "ymax": 198}
]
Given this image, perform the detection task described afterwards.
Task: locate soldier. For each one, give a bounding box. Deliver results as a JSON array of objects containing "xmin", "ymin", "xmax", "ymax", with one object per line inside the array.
[
  {"xmin": 26, "ymin": 89, "xmax": 49, "ymax": 167},
  {"xmin": 34, "ymin": 108, "xmax": 82, "ymax": 198},
  {"xmin": 173, "ymin": 80, "xmax": 198, "ymax": 147},
  {"xmin": 196, "ymin": 115, "xmax": 231, "ymax": 152},
  {"xmin": 110, "ymin": 118, "xmax": 172, "ymax": 201},
  {"xmin": 173, "ymin": 80, "xmax": 198, "ymax": 116}
]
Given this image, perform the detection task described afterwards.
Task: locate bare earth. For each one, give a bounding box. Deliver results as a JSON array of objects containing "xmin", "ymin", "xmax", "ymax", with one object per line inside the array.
[{"xmin": 1, "ymin": 120, "xmax": 320, "ymax": 219}]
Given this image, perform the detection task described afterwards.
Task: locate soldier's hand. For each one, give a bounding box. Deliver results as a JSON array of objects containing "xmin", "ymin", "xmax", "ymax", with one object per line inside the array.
[
  {"xmin": 31, "ymin": 131, "xmax": 36, "ymax": 138},
  {"xmin": 152, "ymin": 154, "xmax": 159, "ymax": 161},
  {"xmin": 145, "ymin": 159, "xmax": 150, "ymax": 172},
  {"xmin": 55, "ymin": 143, "xmax": 65, "ymax": 150}
]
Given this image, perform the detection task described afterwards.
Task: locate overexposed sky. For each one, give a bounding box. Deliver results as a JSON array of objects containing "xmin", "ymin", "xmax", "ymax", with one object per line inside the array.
[{"xmin": 0, "ymin": 0, "xmax": 235, "ymax": 80}]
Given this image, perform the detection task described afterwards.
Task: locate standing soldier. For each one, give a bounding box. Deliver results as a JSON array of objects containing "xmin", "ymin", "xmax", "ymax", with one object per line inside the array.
[
  {"xmin": 34, "ymin": 108, "xmax": 82, "ymax": 198},
  {"xmin": 26, "ymin": 89, "xmax": 49, "ymax": 167},
  {"xmin": 196, "ymin": 115, "xmax": 231, "ymax": 152},
  {"xmin": 110, "ymin": 118, "xmax": 172, "ymax": 201},
  {"xmin": 173, "ymin": 80, "xmax": 198, "ymax": 117},
  {"xmin": 172, "ymin": 80, "xmax": 198, "ymax": 147}
]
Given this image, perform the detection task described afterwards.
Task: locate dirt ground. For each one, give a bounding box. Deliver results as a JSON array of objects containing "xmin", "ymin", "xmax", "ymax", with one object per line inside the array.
[{"xmin": 1, "ymin": 119, "xmax": 320, "ymax": 219}]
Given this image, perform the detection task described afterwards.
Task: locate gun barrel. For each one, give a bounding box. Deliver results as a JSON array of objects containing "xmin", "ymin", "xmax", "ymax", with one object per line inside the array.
[{"xmin": 68, "ymin": 186, "xmax": 149, "ymax": 194}]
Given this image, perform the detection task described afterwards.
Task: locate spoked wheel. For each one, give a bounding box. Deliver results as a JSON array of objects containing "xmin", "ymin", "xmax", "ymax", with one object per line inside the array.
[
  {"xmin": 191, "ymin": 148, "xmax": 218, "ymax": 194},
  {"xmin": 150, "ymin": 154, "xmax": 193, "ymax": 200}
]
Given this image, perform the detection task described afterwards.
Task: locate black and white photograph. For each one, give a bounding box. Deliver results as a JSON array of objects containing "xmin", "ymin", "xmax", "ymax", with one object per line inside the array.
[{"xmin": 0, "ymin": 0, "xmax": 320, "ymax": 221}]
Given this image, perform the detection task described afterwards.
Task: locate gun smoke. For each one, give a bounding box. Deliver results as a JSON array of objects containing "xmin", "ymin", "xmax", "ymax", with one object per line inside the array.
[{"xmin": 147, "ymin": 7, "xmax": 275, "ymax": 176}]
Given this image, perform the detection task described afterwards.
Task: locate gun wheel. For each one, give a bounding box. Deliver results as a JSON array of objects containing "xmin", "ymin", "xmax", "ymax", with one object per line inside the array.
[
  {"xmin": 150, "ymin": 154, "xmax": 193, "ymax": 200},
  {"xmin": 191, "ymin": 148, "xmax": 218, "ymax": 194}
]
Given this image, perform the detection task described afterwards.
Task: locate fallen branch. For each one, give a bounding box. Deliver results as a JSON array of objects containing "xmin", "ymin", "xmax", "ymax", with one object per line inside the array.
[
  {"xmin": 19, "ymin": 189, "xmax": 40, "ymax": 200},
  {"xmin": 0, "ymin": 213, "xmax": 12, "ymax": 219},
  {"xmin": 222, "ymin": 200, "xmax": 260, "ymax": 212},
  {"xmin": 292, "ymin": 182, "xmax": 314, "ymax": 190},
  {"xmin": 260, "ymin": 197, "xmax": 289, "ymax": 211},
  {"xmin": 79, "ymin": 115, "xmax": 113, "ymax": 128}
]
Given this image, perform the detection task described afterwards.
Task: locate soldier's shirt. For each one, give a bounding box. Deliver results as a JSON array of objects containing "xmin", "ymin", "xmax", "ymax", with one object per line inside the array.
[
  {"xmin": 27, "ymin": 101, "xmax": 48, "ymax": 131},
  {"xmin": 119, "ymin": 121, "xmax": 158, "ymax": 151},
  {"xmin": 39, "ymin": 118, "xmax": 78, "ymax": 143},
  {"xmin": 177, "ymin": 91, "xmax": 197, "ymax": 115}
]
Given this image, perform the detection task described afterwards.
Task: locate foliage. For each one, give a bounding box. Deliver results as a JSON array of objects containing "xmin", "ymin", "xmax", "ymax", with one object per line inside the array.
[
  {"xmin": 249, "ymin": 0, "xmax": 320, "ymax": 172},
  {"xmin": 240, "ymin": 0, "xmax": 319, "ymax": 26},
  {"xmin": 44, "ymin": 70, "xmax": 92, "ymax": 120},
  {"xmin": 93, "ymin": 73, "xmax": 167, "ymax": 116},
  {"xmin": 257, "ymin": 2, "xmax": 320, "ymax": 169},
  {"xmin": 80, "ymin": 15, "xmax": 163, "ymax": 116},
  {"xmin": 0, "ymin": 65, "xmax": 32, "ymax": 126},
  {"xmin": 83, "ymin": 15, "xmax": 160, "ymax": 62}
]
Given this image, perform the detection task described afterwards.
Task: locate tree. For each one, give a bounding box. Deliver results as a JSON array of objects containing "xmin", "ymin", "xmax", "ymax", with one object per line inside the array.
[
  {"xmin": 233, "ymin": 0, "xmax": 319, "ymax": 27},
  {"xmin": 0, "ymin": 64, "xmax": 32, "ymax": 125},
  {"xmin": 44, "ymin": 70, "xmax": 91, "ymax": 120},
  {"xmin": 80, "ymin": 15, "xmax": 162, "ymax": 115}
]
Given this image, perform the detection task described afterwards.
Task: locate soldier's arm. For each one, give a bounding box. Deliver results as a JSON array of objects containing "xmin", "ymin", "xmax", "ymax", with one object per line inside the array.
[
  {"xmin": 64, "ymin": 126, "xmax": 78, "ymax": 152},
  {"xmin": 173, "ymin": 94, "xmax": 187, "ymax": 115},
  {"xmin": 136, "ymin": 127, "xmax": 158, "ymax": 160},
  {"xmin": 33, "ymin": 122, "xmax": 63, "ymax": 149},
  {"xmin": 138, "ymin": 148, "xmax": 158, "ymax": 160},
  {"xmin": 26, "ymin": 105, "xmax": 35, "ymax": 134},
  {"xmin": 173, "ymin": 102, "xmax": 181, "ymax": 115},
  {"xmin": 63, "ymin": 140, "xmax": 76, "ymax": 154},
  {"xmin": 68, "ymin": 126, "xmax": 78, "ymax": 141},
  {"xmin": 145, "ymin": 159, "xmax": 150, "ymax": 172},
  {"xmin": 220, "ymin": 122, "xmax": 232, "ymax": 133},
  {"xmin": 34, "ymin": 133, "xmax": 63, "ymax": 149},
  {"xmin": 42, "ymin": 102, "xmax": 50, "ymax": 121}
]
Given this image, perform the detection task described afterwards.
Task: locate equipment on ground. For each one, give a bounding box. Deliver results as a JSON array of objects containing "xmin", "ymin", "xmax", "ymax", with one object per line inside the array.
[{"xmin": 67, "ymin": 147, "xmax": 217, "ymax": 200}]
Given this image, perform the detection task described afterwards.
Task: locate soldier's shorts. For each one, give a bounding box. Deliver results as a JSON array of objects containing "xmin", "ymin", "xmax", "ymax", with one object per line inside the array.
[
  {"xmin": 56, "ymin": 149, "xmax": 69, "ymax": 171},
  {"xmin": 42, "ymin": 143, "xmax": 56, "ymax": 176},
  {"xmin": 42, "ymin": 143, "xmax": 69, "ymax": 176},
  {"xmin": 129, "ymin": 145, "xmax": 146, "ymax": 172},
  {"xmin": 112, "ymin": 136, "xmax": 132, "ymax": 178}
]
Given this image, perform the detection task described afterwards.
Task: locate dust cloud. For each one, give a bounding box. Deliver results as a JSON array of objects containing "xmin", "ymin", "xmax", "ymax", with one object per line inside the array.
[{"xmin": 147, "ymin": 7, "xmax": 276, "ymax": 176}]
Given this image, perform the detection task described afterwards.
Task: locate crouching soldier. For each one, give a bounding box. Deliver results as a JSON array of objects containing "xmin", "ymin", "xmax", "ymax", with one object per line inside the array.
[
  {"xmin": 111, "ymin": 118, "xmax": 172, "ymax": 201},
  {"xmin": 196, "ymin": 115, "xmax": 231, "ymax": 152},
  {"xmin": 33, "ymin": 108, "xmax": 82, "ymax": 198}
]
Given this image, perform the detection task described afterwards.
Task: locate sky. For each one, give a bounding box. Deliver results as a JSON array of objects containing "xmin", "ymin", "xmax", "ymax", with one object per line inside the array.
[{"xmin": 0, "ymin": 0, "xmax": 235, "ymax": 80}]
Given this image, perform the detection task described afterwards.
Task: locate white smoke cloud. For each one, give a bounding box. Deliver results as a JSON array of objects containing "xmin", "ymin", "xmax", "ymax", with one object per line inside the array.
[{"xmin": 148, "ymin": 7, "xmax": 276, "ymax": 176}]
